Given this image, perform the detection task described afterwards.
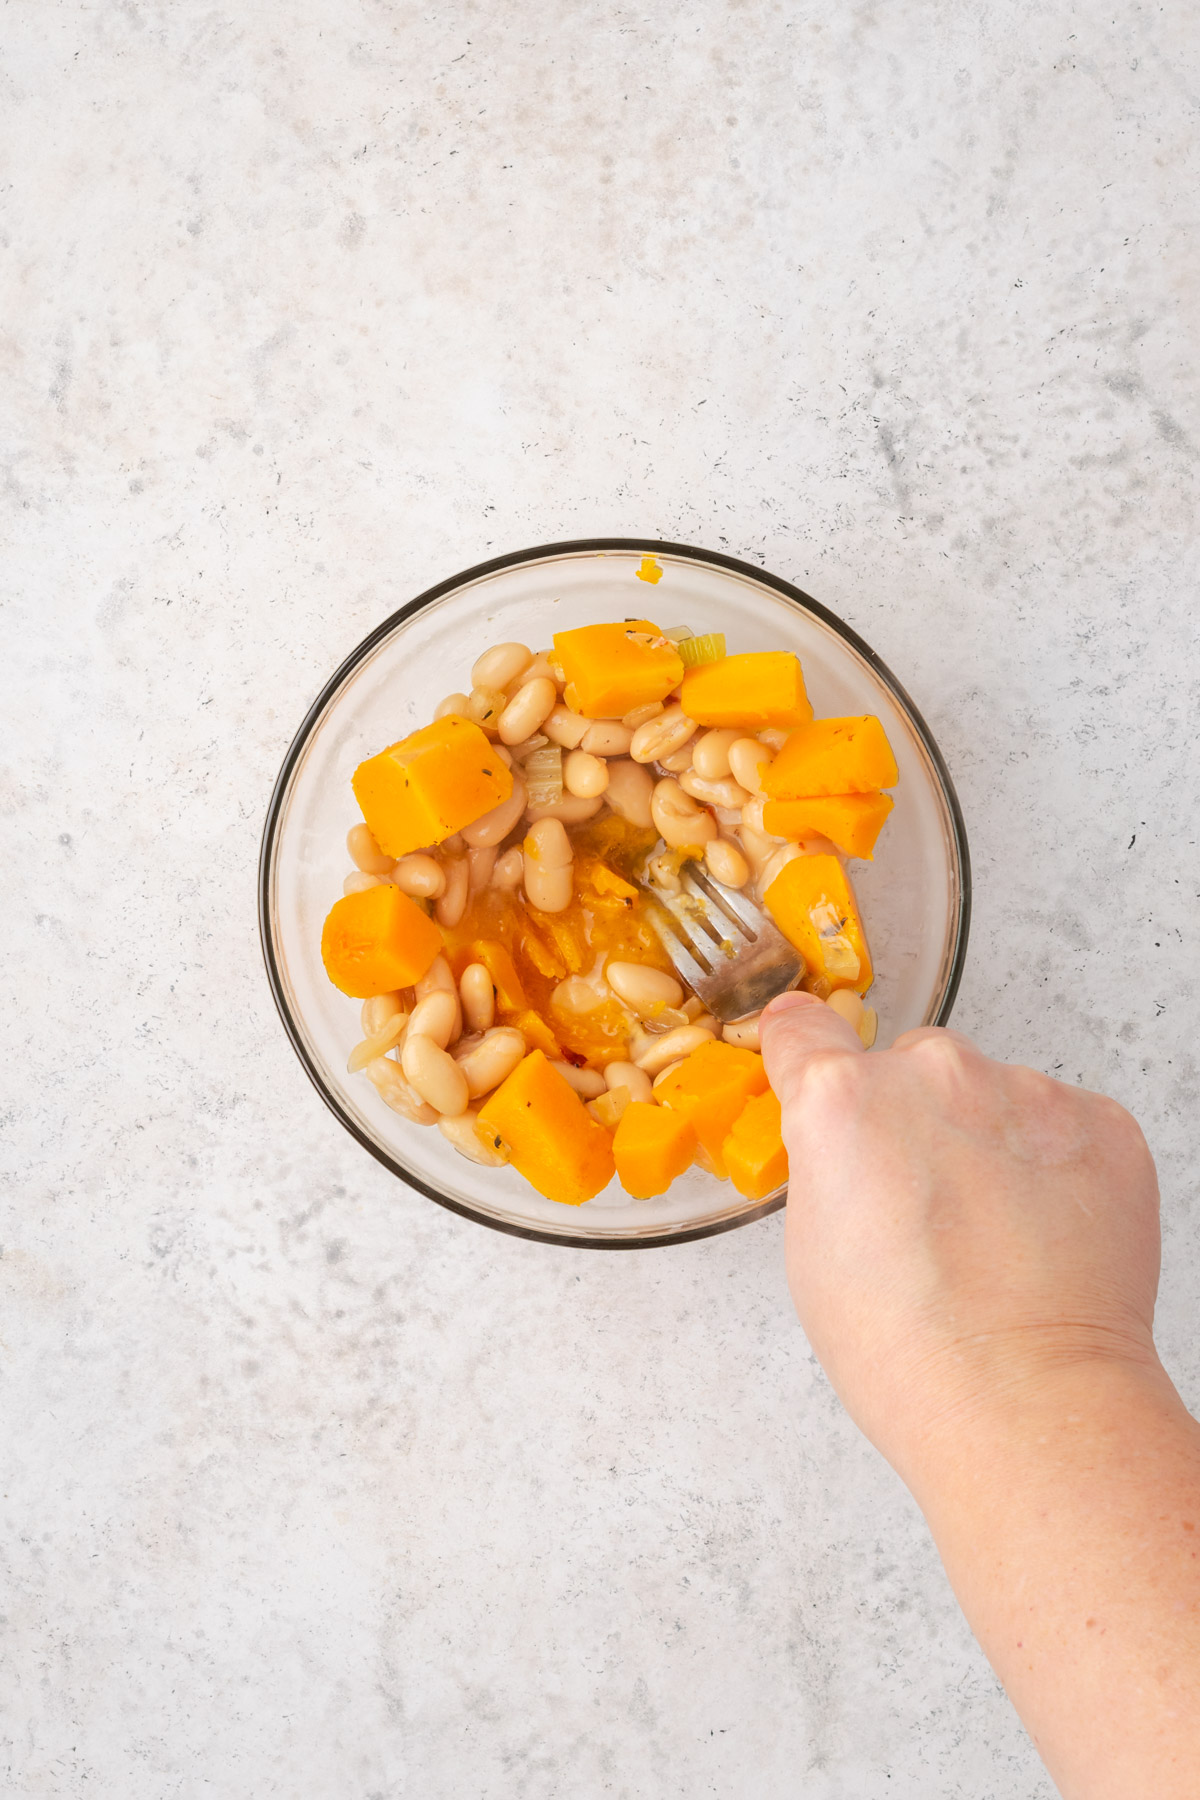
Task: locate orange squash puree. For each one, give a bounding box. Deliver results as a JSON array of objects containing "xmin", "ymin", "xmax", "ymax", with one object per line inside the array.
[{"xmin": 439, "ymin": 815, "xmax": 674, "ymax": 1069}]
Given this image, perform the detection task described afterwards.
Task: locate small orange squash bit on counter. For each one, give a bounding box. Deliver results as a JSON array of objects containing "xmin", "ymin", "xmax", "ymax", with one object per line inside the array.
[
  {"xmin": 551, "ymin": 620, "xmax": 684, "ymax": 718},
  {"xmin": 477, "ymin": 1050, "xmax": 616, "ymax": 1204},
  {"xmin": 321, "ymin": 883, "xmax": 443, "ymax": 999},
  {"xmin": 352, "ymin": 714, "xmax": 513, "ymax": 858}
]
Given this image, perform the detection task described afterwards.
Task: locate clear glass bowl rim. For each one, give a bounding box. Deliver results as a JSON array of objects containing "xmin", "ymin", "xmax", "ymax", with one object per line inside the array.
[{"xmin": 258, "ymin": 537, "xmax": 972, "ymax": 1250}]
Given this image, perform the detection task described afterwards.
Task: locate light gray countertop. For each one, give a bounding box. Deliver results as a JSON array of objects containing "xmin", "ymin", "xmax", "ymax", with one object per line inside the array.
[{"xmin": 3, "ymin": 4, "xmax": 1197, "ymax": 1795}]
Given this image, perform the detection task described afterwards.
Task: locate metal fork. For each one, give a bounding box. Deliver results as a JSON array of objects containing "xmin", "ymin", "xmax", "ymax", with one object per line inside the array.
[{"xmin": 640, "ymin": 860, "xmax": 805, "ymax": 1023}]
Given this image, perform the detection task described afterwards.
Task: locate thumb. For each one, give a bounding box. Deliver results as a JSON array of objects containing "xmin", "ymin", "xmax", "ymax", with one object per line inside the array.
[{"xmin": 760, "ymin": 991, "xmax": 864, "ymax": 1112}]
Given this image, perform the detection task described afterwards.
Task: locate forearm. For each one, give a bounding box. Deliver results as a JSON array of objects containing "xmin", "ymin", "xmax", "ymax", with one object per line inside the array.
[{"xmin": 907, "ymin": 1360, "xmax": 1200, "ymax": 1800}]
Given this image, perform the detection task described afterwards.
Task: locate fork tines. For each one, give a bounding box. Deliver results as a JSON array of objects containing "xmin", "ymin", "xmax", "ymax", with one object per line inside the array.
[{"xmin": 646, "ymin": 862, "xmax": 805, "ymax": 1023}]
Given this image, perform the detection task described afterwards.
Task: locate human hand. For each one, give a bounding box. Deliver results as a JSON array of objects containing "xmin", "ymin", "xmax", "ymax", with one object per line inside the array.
[
  {"xmin": 759, "ymin": 994, "xmax": 1163, "ymax": 1487},
  {"xmin": 761, "ymin": 998, "xmax": 1200, "ymax": 1799}
]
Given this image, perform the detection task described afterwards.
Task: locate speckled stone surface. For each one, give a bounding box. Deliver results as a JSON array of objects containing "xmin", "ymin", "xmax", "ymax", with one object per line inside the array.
[{"xmin": 3, "ymin": 4, "xmax": 1198, "ymax": 1795}]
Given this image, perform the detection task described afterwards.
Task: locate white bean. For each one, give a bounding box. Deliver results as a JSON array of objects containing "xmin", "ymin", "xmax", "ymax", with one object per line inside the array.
[
  {"xmin": 741, "ymin": 797, "xmax": 773, "ymax": 836},
  {"xmin": 599, "ymin": 759, "xmax": 654, "ymax": 828},
  {"xmin": 738, "ymin": 824, "xmax": 784, "ymax": 878},
  {"xmin": 472, "ymin": 642, "xmax": 532, "ymax": 691},
  {"xmin": 437, "ymin": 1108, "xmax": 510, "ymax": 1166},
  {"xmin": 467, "ymin": 846, "xmax": 496, "ymax": 892},
  {"xmin": 498, "ymin": 677, "xmax": 557, "ymax": 746},
  {"xmin": 415, "ymin": 955, "xmax": 455, "ymax": 1001},
  {"xmin": 410, "ymin": 960, "xmax": 461, "ymax": 1038},
  {"xmin": 581, "ymin": 720, "xmax": 633, "ymax": 756},
  {"xmin": 460, "ymin": 963, "xmax": 496, "ymax": 1033},
  {"xmin": 401, "ymin": 1033, "xmax": 470, "ymax": 1116},
  {"xmin": 651, "ymin": 779, "xmax": 718, "ymax": 850},
  {"xmin": 722, "ymin": 1012, "xmax": 762, "ymax": 1050},
  {"xmin": 603, "ymin": 1061, "xmax": 654, "ymax": 1104},
  {"xmin": 564, "ymin": 749, "xmax": 609, "ymax": 798},
  {"xmin": 525, "ymin": 794, "xmax": 604, "ymax": 825},
  {"xmin": 344, "ymin": 871, "xmax": 384, "ymax": 895},
  {"xmin": 441, "ymin": 833, "xmax": 465, "ymax": 854},
  {"xmin": 680, "ymin": 771, "xmax": 751, "ymax": 810},
  {"xmin": 436, "ymin": 856, "xmax": 469, "ymax": 928},
  {"xmin": 691, "ymin": 729, "xmax": 742, "ymax": 782},
  {"xmin": 347, "ymin": 823, "xmax": 394, "ymax": 873},
  {"xmin": 456, "ymin": 1026, "xmax": 527, "ymax": 1098},
  {"xmin": 362, "ymin": 1055, "xmax": 439, "ymax": 1124},
  {"xmin": 461, "ymin": 773, "xmax": 527, "ymax": 848},
  {"xmin": 511, "ymin": 653, "xmax": 557, "ymax": 690},
  {"xmin": 630, "ymin": 703, "xmax": 695, "ymax": 764},
  {"xmin": 361, "ymin": 992, "xmax": 406, "ymax": 1037},
  {"xmin": 541, "ymin": 704, "xmax": 591, "ymax": 749},
  {"xmin": 523, "ymin": 816, "xmax": 573, "ymax": 913},
  {"xmin": 858, "ymin": 1007, "xmax": 879, "ymax": 1049},
  {"xmin": 605, "ymin": 961, "xmax": 683, "ymax": 1013},
  {"xmin": 728, "ymin": 737, "xmax": 773, "ymax": 795},
  {"xmin": 826, "ymin": 988, "xmax": 865, "ymax": 1029},
  {"xmin": 493, "ymin": 846, "xmax": 525, "ymax": 890},
  {"xmin": 659, "ymin": 739, "xmax": 699, "ymax": 773},
  {"xmin": 705, "ymin": 838, "xmax": 750, "ymax": 889},
  {"xmin": 758, "ymin": 728, "xmax": 789, "ymax": 752},
  {"xmin": 407, "ymin": 989, "xmax": 459, "ymax": 1049},
  {"xmin": 492, "ymin": 743, "xmax": 513, "ymax": 767},
  {"xmin": 434, "ymin": 692, "xmax": 471, "ymax": 721},
  {"xmin": 634, "ymin": 1023, "xmax": 718, "ymax": 1074},
  {"xmin": 621, "ymin": 701, "xmax": 663, "ymax": 731},
  {"xmin": 550, "ymin": 1061, "xmax": 607, "ymax": 1099},
  {"xmin": 525, "ymin": 866, "xmax": 573, "ymax": 911},
  {"xmin": 467, "ymin": 686, "xmax": 507, "ymax": 732},
  {"xmin": 391, "ymin": 853, "xmax": 446, "ymax": 898}
]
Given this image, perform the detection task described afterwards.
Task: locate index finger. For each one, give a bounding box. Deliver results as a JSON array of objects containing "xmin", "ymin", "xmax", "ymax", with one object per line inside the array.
[{"xmin": 759, "ymin": 991, "xmax": 865, "ymax": 1112}]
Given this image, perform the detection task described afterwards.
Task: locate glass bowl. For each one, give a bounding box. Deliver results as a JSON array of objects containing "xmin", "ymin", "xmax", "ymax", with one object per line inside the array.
[{"xmin": 259, "ymin": 539, "xmax": 970, "ymax": 1248}]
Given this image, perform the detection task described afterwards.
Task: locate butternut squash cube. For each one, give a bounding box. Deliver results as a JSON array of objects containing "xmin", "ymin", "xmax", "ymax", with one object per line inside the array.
[
  {"xmin": 762, "ymin": 716, "xmax": 898, "ymax": 800},
  {"xmin": 508, "ymin": 1008, "xmax": 561, "ymax": 1060},
  {"xmin": 321, "ymin": 883, "xmax": 443, "ymax": 999},
  {"xmin": 352, "ymin": 715, "xmax": 513, "ymax": 858},
  {"xmin": 762, "ymin": 791, "xmax": 894, "ymax": 859},
  {"xmin": 478, "ymin": 1050, "xmax": 615, "ymax": 1205},
  {"xmin": 552, "ymin": 620, "xmax": 684, "ymax": 718},
  {"xmin": 763, "ymin": 854, "xmax": 873, "ymax": 995},
  {"xmin": 613, "ymin": 1102, "xmax": 697, "ymax": 1199},
  {"xmin": 654, "ymin": 1039, "xmax": 769, "ymax": 1179},
  {"xmin": 680, "ymin": 651, "xmax": 813, "ymax": 731},
  {"xmin": 723, "ymin": 1089, "xmax": 789, "ymax": 1201}
]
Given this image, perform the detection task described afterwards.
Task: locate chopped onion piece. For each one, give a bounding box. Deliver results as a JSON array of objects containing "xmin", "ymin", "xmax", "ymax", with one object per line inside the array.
[
  {"xmin": 524, "ymin": 744, "xmax": 563, "ymax": 806},
  {"xmin": 661, "ymin": 624, "xmax": 694, "ymax": 642}
]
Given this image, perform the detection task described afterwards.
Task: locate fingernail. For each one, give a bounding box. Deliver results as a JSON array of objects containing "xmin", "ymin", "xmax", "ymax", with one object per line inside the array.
[{"xmin": 763, "ymin": 991, "xmax": 826, "ymax": 1017}]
